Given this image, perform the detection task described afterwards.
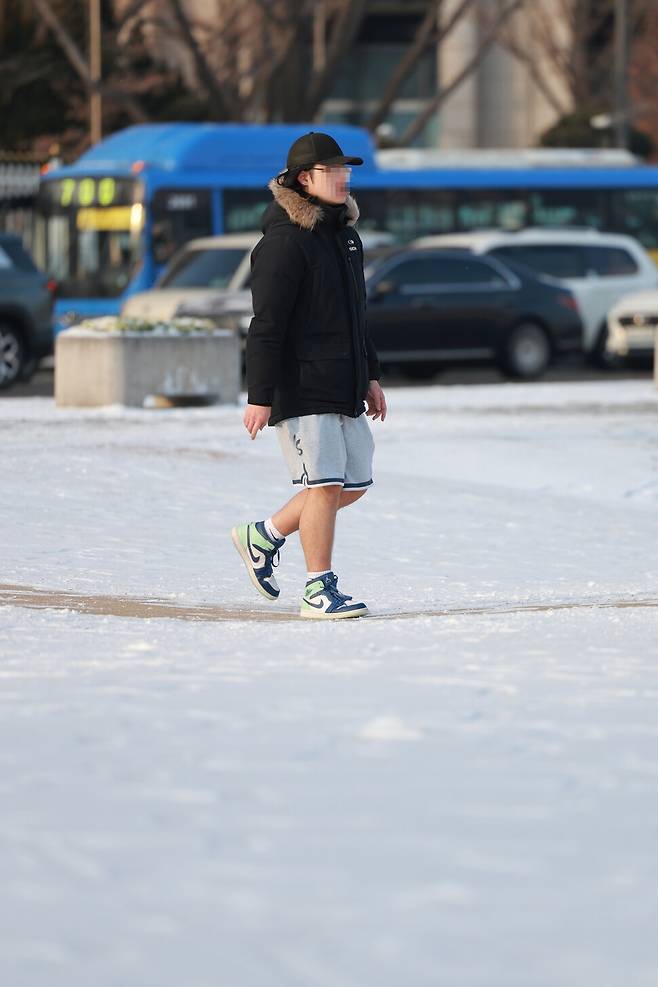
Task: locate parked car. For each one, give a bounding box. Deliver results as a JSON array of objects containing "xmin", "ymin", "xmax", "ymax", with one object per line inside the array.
[
  {"xmin": 180, "ymin": 247, "xmax": 583, "ymax": 381},
  {"xmin": 121, "ymin": 233, "xmax": 260, "ymax": 321},
  {"xmin": 412, "ymin": 228, "xmax": 658, "ymax": 361},
  {"xmin": 0, "ymin": 234, "xmax": 55, "ymax": 390},
  {"xmin": 606, "ymin": 289, "xmax": 658, "ymax": 363},
  {"xmin": 364, "ymin": 248, "xmax": 582, "ymax": 379},
  {"xmin": 122, "ymin": 229, "xmax": 396, "ymax": 324}
]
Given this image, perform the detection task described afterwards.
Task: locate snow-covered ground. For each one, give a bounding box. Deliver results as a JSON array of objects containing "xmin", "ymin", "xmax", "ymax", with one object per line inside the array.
[{"xmin": 2, "ymin": 379, "xmax": 658, "ymax": 987}]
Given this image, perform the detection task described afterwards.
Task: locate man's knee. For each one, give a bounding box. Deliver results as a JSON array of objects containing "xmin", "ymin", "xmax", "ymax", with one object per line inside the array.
[
  {"xmin": 339, "ymin": 488, "xmax": 368, "ymax": 508},
  {"xmin": 307, "ymin": 483, "xmax": 342, "ymax": 502}
]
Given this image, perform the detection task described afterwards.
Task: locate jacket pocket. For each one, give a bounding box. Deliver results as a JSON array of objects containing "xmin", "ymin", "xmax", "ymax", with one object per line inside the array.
[{"xmin": 297, "ymin": 356, "xmax": 354, "ymax": 404}]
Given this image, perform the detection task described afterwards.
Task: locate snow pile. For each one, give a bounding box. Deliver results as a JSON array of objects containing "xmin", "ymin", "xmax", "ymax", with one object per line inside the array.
[{"xmin": 63, "ymin": 315, "xmax": 230, "ymax": 337}]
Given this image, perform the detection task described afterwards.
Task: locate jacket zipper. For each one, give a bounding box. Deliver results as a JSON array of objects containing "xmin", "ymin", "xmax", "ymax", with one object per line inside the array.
[{"xmin": 332, "ymin": 230, "xmax": 365, "ymax": 415}]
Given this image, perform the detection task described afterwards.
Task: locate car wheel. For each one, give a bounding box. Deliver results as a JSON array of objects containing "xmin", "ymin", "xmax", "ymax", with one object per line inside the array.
[
  {"xmin": 404, "ymin": 361, "xmax": 441, "ymax": 381},
  {"xmin": 502, "ymin": 322, "xmax": 551, "ymax": 380},
  {"xmin": 0, "ymin": 323, "xmax": 26, "ymax": 391}
]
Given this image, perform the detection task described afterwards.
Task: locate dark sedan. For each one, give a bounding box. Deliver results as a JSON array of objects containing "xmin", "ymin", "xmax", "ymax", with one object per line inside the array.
[{"xmin": 365, "ymin": 249, "xmax": 583, "ymax": 380}]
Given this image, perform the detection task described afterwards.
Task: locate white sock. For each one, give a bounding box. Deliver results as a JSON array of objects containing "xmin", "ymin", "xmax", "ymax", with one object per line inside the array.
[
  {"xmin": 264, "ymin": 517, "xmax": 285, "ymax": 542},
  {"xmin": 307, "ymin": 569, "xmax": 331, "ymax": 581}
]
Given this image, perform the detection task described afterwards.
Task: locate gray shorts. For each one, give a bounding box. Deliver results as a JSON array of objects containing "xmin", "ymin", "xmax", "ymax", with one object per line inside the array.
[{"xmin": 276, "ymin": 413, "xmax": 374, "ymax": 489}]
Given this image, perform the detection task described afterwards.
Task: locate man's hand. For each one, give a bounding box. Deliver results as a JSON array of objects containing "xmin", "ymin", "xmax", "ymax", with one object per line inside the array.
[
  {"xmin": 243, "ymin": 403, "xmax": 271, "ymax": 439},
  {"xmin": 366, "ymin": 379, "xmax": 387, "ymax": 422}
]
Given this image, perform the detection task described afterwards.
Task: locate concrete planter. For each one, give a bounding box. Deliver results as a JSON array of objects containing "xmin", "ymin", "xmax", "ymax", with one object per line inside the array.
[{"xmin": 55, "ymin": 328, "xmax": 241, "ymax": 408}]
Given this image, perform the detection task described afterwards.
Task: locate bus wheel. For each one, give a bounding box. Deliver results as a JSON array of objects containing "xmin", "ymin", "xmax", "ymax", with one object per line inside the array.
[
  {"xmin": 0, "ymin": 323, "xmax": 26, "ymax": 391},
  {"xmin": 501, "ymin": 322, "xmax": 551, "ymax": 380}
]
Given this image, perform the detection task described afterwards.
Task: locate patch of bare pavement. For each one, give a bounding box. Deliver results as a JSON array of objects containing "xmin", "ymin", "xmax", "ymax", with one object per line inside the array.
[{"xmin": 2, "ymin": 582, "xmax": 658, "ymax": 623}]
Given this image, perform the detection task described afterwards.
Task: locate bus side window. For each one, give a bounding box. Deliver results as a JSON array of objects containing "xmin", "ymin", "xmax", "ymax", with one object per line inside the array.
[
  {"xmin": 150, "ymin": 189, "xmax": 213, "ymax": 263},
  {"xmin": 223, "ymin": 190, "xmax": 271, "ymax": 233}
]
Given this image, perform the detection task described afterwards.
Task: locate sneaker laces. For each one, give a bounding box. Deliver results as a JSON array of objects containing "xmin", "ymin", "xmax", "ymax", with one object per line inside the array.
[
  {"xmin": 326, "ymin": 572, "xmax": 352, "ymax": 605},
  {"xmin": 260, "ymin": 546, "xmax": 280, "ymax": 579}
]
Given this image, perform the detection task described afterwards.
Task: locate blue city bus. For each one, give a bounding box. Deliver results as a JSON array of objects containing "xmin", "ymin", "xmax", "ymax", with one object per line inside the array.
[{"xmin": 35, "ymin": 123, "xmax": 658, "ymax": 334}]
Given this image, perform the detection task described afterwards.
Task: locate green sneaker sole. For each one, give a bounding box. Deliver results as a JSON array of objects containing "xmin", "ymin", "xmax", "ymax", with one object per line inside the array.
[{"xmin": 299, "ymin": 603, "xmax": 368, "ymax": 620}]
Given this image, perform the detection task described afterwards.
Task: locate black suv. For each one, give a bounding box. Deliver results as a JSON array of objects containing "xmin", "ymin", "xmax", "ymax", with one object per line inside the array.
[{"xmin": 0, "ymin": 234, "xmax": 54, "ymax": 390}]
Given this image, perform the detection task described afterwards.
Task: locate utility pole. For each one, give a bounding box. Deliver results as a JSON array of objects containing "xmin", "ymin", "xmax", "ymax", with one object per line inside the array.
[
  {"xmin": 90, "ymin": 0, "xmax": 102, "ymax": 145},
  {"xmin": 614, "ymin": 0, "xmax": 629, "ymax": 148}
]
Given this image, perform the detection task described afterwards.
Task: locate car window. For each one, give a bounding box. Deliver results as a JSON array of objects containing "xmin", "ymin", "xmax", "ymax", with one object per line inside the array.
[
  {"xmin": 382, "ymin": 254, "xmax": 506, "ymax": 288},
  {"xmin": 0, "ymin": 239, "xmax": 37, "ymax": 272},
  {"xmin": 586, "ymin": 246, "xmax": 639, "ymax": 276},
  {"xmin": 491, "ymin": 244, "xmax": 587, "ymax": 279},
  {"xmin": 159, "ymin": 247, "xmax": 248, "ymax": 289},
  {"xmin": 432, "ymin": 256, "xmax": 507, "ymax": 285},
  {"xmin": 381, "ymin": 257, "xmax": 444, "ymax": 288}
]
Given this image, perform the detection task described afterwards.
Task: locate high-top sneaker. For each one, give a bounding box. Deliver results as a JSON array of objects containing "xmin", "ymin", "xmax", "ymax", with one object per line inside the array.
[
  {"xmin": 231, "ymin": 521, "xmax": 285, "ymax": 601},
  {"xmin": 300, "ymin": 571, "xmax": 368, "ymax": 619}
]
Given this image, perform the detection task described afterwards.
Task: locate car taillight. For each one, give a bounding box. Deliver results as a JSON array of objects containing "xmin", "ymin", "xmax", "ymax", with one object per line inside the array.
[
  {"xmin": 46, "ymin": 279, "xmax": 58, "ymax": 295},
  {"xmin": 557, "ymin": 293, "xmax": 578, "ymax": 311}
]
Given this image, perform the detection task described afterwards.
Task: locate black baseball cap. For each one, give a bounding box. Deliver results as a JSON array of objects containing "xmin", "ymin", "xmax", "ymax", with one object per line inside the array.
[{"xmin": 279, "ymin": 131, "xmax": 363, "ymax": 186}]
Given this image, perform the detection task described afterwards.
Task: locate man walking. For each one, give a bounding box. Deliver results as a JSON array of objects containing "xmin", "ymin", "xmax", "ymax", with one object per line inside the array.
[{"xmin": 231, "ymin": 131, "xmax": 386, "ymax": 619}]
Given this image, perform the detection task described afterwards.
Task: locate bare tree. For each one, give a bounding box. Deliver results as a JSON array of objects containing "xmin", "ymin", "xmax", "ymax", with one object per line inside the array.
[
  {"xmin": 137, "ymin": 0, "xmax": 369, "ymax": 123},
  {"xmin": 367, "ymin": 0, "xmax": 526, "ymax": 146},
  {"xmin": 133, "ymin": 0, "xmax": 532, "ymax": 138},
  {"xmin": 11, "ymin": 0, "xmax": 609, "ymax": 155},
  {"xmin": 30, "ymin": 0, "xmax": 148, "ymax": 122},
  {"xmin": 497, "ymin": 0, "xmax": 653, "ymax": 118},
  {"xmin": 367, "ymin": 0, "xmax": 480, "ymax": 133},
  {"xmin": 628, "ymin": 1, "xmax": 658, "ymax": 157},
  {"xmin": 389, "ymin": 0, "xmax": 526, "ymax": 146}
]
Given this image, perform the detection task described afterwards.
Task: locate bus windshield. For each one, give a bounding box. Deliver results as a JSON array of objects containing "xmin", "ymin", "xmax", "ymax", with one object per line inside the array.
[{"xmin": 35, "ymin": 176, "xmax": 144, "ymax": 298}]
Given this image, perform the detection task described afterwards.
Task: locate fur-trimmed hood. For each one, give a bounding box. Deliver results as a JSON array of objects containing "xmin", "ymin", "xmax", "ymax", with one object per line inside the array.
[{"xmin": 265, "ymin": 177, "xmax": 359, "ymax": 232}]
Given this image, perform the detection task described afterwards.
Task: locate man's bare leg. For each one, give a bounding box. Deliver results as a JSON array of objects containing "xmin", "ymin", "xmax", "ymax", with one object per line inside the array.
[
  {"xmin": 272, "ymin": 487, "xmax": 366, "ymax": 539},
  {"xmin": 297, "ymin": 485, "xmax": 342, "ymax": 572}
]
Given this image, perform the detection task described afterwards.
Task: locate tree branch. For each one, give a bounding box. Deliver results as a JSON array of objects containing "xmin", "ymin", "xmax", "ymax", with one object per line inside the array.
[
  {"xmin": 32, "ymin": 0, "xmax": 92, "ymax": 82},
  {"xmin": 399, "ymin": 0, "xmax": 524, "ymax": 146},
  {"xmin": 31, "ymin": 0, "xmax": 147, "ymax": 122},
  {"xmin": 301, "ymin": 0, "xmax": 369, "ymax": 119},
  {"xmin": 166, "ymin": 0, "xmax": 240, "ymax": 119},
  {"xmin": 497, "ymin": 6, "xmax": 569, "ymax": 116},
  {"xmin": 116, "ymin": 0, "xmax": 153, "ymax": 29},
  {"xmin": 368, "ymin": 0, "xmax": 481, "ymax": 133},
  {"xmin": 243, "ymin": 11, "xmax": 301, "ymax": 119}
]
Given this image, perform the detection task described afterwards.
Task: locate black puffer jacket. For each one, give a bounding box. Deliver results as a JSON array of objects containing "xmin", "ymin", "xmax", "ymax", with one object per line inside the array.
[{"xmin": 246, "ymin": 178, "xmax": 380, "ymax": 426}]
